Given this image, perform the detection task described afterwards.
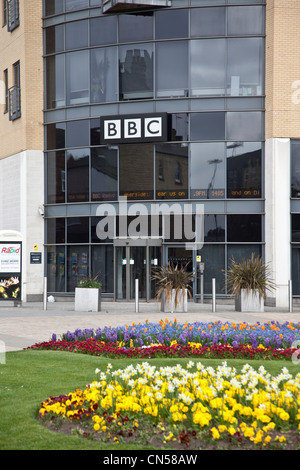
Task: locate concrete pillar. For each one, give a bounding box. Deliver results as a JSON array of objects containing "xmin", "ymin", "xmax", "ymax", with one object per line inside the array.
[{"xmin": 265, "ymin": 138, "xmax": 291, "ymax": 308}]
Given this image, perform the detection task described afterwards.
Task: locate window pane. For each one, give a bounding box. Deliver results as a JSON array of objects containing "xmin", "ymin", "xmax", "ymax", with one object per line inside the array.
[
  {"xmin": 67, "ymin": 148, "xmax": 89, "ymax": 202},
  {"xmin": 227, "ymin": 38, "xmax": 264, "ymax": 96},
  {"xmin": 66, "ymin": 20, "xmax": 88, "ymax": 50},
  {"xmin": 227, "ymin": 142, "xmax": 262, "ymax": 198},
  {"xmin": 46, "ymin": 24, "xmax": 64, "ymax": 54},
  {"xmin": 90, "ymin": 16, "xmax": 117, "ymax": 46},
  {"xmin": 92, "ymin": 246, "xmax": 114, "ymax": 293},
  {"xmin": 227, "ymin": 112, "xmax": 263, "ymax": 140},
  {"xmin": 204, "ymin": 215, "xmax": 225, "ymax": 242},
  {"xmin": 155, "ymin": 9, "xmax": 188, "ymax": 39},
  {"xmin": 47, "ymin": 218, "xmax": 66, "ymax": 244},
  {"xmin": 67, "ymin": 246, "xmax": 89, "ymax": 292},
  {"xmin": 292, "ymin": 215, "xmax": 300, "ymax": 242},
  {"xmin": 191, "ymin": 39, "xmax": 226, "ymax": 96},
  {"xmin": 119, "ymin": 13, "xmax": 153, "ymax": 42},
  {"xmin": 66, "ymin": 120, "xmax": 89, "ymax": 148},
  {"xmin": 91, "ymin": 47, "xmax": 118, "ymax": 103},
  {"xmin": 47, "ymin": 151, "xmax": 66, "ymax": 204},
  {"xmin": 91, "ymin": 147, "xmax": 118, "ymax": 201},
  {"xmin": 228, "ymin": 6, "xmax": 264, "ymax": 35},
  {"xmin": 170, "ymin": 113, "xmax": 189, "ymax": 142},
  {"xmin": 47, "ymin": 122, "xmax": 66, "ymax": 150},
  {"xmin": 90, "ymin": 119, "xmax": 100, "ymax": 146},
  {"xmin": 227, "ymin": 245, "xmax": 262, "ymax": 267},
  {"xmin": 197, "ymin": 245, "xmax": 225, "ymax": 294},
  {"xmin": 47, "ymin": 246, "xmax": 65, "ymax": 293},
  {"xmin": 190, "ymin": 142, "xmax": 225, "ymax": 199},
  {"xmin": 46, "ymin": 55, "xmax": 65, "ymax": 109},
  {"xmin": 119, "ymin": 144, "xmax": 154, "ymax": 200},
  {"xmin": 155, "ymin": 143, "xmax": 188, "ymax": 199},
  {"xmin": 190, "ymin": 112, "xmax": 225, "ymax": 140},
  {"xmin": 67, "ymin": 217, "xmax": 89, "ymax": 243},
  {"xmin": 291, "ymin": 141, "xmax": 300, "ymax": 197},
  {"xmin": 156, "ymin": 41, "xmax": 188, "ymax": 98},
  {"xmin": 65, "ymin": 0, "xmax": 89, "ymax": 11},
  {"xmin": 66, "ymin": 50, "xmax": 89, "ymax": 105},
  {"xmin": 227, "ymin": 215, "xmax": 261, "ymax": 242},
  {"xmin": 45, "ymin": 0, "xmax": 64, "ymax": 16},
  {"xmin": 91, "ymin": 216, "xmax": 114, "ymax": 243},
  {"xmin": 191, "ymin": 7, "xmax": 225, "ymax": 37},
  {"xmin": 292, "ymin": 247, "xmax": 300, "ymax": 295},
  {"xmin": 119, "ymin": 44, "xmax": 153, "ymax": 101}
]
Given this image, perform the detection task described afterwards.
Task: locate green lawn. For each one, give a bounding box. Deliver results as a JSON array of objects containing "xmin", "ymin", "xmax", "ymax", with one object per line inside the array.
[{"xmin": 0, "ymin": 349, "xmax": 299, "ymax": 450}]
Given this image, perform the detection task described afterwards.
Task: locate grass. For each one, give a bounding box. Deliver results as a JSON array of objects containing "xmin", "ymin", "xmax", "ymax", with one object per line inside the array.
[{"xmin": 1, "ymin": 349, "xmax": 300, "ymax": 450}]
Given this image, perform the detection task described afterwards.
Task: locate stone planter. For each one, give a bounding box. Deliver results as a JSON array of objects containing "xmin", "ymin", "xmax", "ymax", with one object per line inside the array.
[
  {"xmin": 75, "ymin": 287, "xmax": 101, "ymax": 312},
  {"xmin": 161, "ymin": 288, "xmax": 188, "ymax": 313},
  {"xmin": 235, "ymin": 289, "xmax": 264, "ymax": 312}
]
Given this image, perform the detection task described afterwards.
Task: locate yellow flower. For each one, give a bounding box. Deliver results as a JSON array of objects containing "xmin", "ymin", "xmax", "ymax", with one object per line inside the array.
[
  {"xmin": 93, "ymin": 423, "xmax": 100, "ymax": 431},
  {"xmin": 210, "ymin": 427, "xmax": 220, "ymax": 440}
]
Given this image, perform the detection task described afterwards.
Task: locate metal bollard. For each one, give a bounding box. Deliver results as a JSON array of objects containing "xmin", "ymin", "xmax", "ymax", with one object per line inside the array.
[
  {"xmin": 289, "ymin": 280, "xmax": 293, "ymax": 313},
  {"xmin": 212, "ymin": 278, "xmax": 216, "ymax": 313},
  {"xmin": 43, "ymin": 277, "xmax": 47, "ymax": 311},
  {"xmin": 135, "ymin": 278, "xmax": 139, "ymax": 313}
]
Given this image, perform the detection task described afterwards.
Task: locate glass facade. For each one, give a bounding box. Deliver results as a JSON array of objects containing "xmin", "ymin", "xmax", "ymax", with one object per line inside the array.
[{"xmin": 43, "ymin": 0, "xmax": 265, "ymax": 298}]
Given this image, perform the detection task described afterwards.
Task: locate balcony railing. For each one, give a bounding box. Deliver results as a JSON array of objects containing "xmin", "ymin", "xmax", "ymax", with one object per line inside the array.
[{"xmin": 8, "ymin": 85, "xmax": 21, "ymax": 121}]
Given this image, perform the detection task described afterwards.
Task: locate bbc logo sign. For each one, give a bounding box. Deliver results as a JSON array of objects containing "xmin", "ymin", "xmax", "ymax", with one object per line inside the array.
[{"xmin": 100, "ymin": 113, "xmax": 168, "ymax": 144}]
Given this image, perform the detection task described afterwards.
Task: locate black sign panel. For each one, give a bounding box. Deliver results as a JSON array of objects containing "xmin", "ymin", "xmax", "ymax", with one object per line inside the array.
[
  {"xmin": 30, "ymin": 252, "xmax": 42, "ymax": 264},
  {"xmin": 100, "ymin": 113, "xmax": 169, "ymax": 144}
]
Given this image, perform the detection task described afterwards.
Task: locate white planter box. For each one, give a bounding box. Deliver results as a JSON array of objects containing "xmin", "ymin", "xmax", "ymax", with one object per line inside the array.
[
  {"xmin": 75, "ymin": 288, "xmax": 101, "ymax": 312},
  {"xmin": 235, "ymin": 289, "xmax": 264, "ymax": 312},
  {"xmin": 161, "ymin": 288, "xmax": 188, "ymax": 313}
]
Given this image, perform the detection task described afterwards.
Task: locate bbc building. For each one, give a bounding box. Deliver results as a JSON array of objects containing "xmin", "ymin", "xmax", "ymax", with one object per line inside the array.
[{"xmin": 0, "ymin": 0, "xmax": 300, "ymax": 307}]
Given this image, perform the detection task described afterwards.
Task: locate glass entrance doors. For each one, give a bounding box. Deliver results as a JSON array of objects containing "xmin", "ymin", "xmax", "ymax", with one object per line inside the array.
[{"xmin": 115, "ymin": 241, "xmax": 162, "ymax": 301}]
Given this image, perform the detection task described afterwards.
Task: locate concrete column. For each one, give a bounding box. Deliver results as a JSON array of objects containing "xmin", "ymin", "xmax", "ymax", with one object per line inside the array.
[{"xmin": 265, "ymin": 138, "xmax": 291, "ymax": 308}]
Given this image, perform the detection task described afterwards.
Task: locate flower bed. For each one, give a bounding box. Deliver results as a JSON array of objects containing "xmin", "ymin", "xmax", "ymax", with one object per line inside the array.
[
  {"xmin": 38, "ymin": 361, "xmax": 300, "ymax": 450},
  {"xmin": 28, "ymin": 319, "xmax": 300, "ymax": 360}
]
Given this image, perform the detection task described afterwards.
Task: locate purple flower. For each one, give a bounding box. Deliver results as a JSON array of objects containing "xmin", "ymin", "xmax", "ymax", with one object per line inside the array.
[
  {"xmin": 232, "ymin": 341, "xmax": 238, "ymax": 348},
  {"xmin": 52, "ymin": 333, "xmax": 57, "ymax": 341}
]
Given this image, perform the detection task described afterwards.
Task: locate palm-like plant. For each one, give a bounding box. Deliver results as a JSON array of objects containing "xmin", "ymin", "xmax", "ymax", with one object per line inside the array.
[
  {"xmin": 225, "ymin": 253, "xmax": 275, "ymax": 299},
  {"xmin": 152, "ymin": 262, "xmax": 194, "ymax": 307}
]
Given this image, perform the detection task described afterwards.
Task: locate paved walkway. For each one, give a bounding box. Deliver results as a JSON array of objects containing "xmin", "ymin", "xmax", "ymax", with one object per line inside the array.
[{"xmin": 0, "ymin": 300, "xmax": 299, "ymax": 352}]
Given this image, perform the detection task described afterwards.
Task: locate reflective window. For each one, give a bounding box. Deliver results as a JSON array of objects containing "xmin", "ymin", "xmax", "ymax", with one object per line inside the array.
[
  {"xmin": 227, "ymin": 142, "xmax": 262, "ymax": 198},
  {"xmin": 90, "ymin": 16, "xmax": 117, "ymax": 46},
  {"xmin": 119, "ymin": 44, "xmax": 153, "ymax": 101},
  {"xmin": 91, "ymin": 147, "xmax": 118, "ymax": 201},
  {"xmin": 45, "ymin": 0, "xmax": 64, "ymax": 16},
  {"xmin": 47, "ymin": 122, "xmax": 66, "ymax": 150},
  {"xmin": 226, "ymin": 112, "xmax": 263, "ymax": 140},
  {"xmin": 227, "ymin": 38, "xmax": 264, "ymax": 96},
  {"xmin": 191, "ymin": 7, "xmax": 225, "ymax": 37},
  {"xmin": 197, "ymin": 244, "xmax": 225, "ymax": 294},
  {"xmin": 66, "ymin": 50, "xmax": 89, "ymax": 105},
  {"xmin": 190, "ymin": 142, "xmax": 225, "ymax": 199},
  {"xmin": 92, "ymin": 246, "xmax": 114, "ymax": 293},
  {"xmin": 46, "ymin": 24, "xmax": 64, "ymax": 54},
  {"xmin": 67, "ymin": 246, "xmax": 89, "ymax": 291},
  {"xmin": 65, "ymin": 0, "xmax": 89, "ymax": 11},
  {"xmin": 204, "ymin": 215, "xmax": 225, "ymax": 242},
  {"xmin": 90, "ymin": 119, "xmax": 100, "ymax": 146},
  {"xmin": 119, "ymin": 144, "xmax": 154, "ymax": 200},
  {"xmin": 47, "ymin": 151, "xmax": 66, "ymax": 204},
  {"xmin": 47, "ymin": 246, "xmax": 65, "ymax": 293},
  {"xmin": 227, "ymin": 245, "xmax": 262, "ymax": 268},
  {"xmin": 119, "ymin": 13, "xmax": 153, "ymax": 43},
  {"xmin": 65, "ymin": 20, "xmax": 88, "ymax": 50},
  {"xmin": 292, "ymin": 247, "xmax": 300, "ymax": 295},
  {"xmin": 91, "ymin": 47, "xmax": 118, "ymax": 103},
  {"xmin": 46, "ymin": 55, "xmax": 65, "ymax": 109},
  {"xmin": 228, "ymin": 6, "xmax": 264, "ymax": 35},
  {"xmin": 47, "ymin": 218, "xmax": 66, "ymax": 244},
  {"xmin": 67, "ymin": 217, "xmax": 89, "ymax": 243},
  {"xmin": 227, "ymin": 214, "xmax": 261, "ymax": 242},
  {"xmin": 292, "ymin": 215, "xmax": 300, "ymax": 242},
  {"xmin": 191, "ymin": 39, "xmax": 226, "ymax": 96},
  {"xmin": 190, "ymin": 112, "xmax": 225, "ymax": 140},
  {"xmin": 155, "ymin": 143, "xmax": 188, "ymax": 199},
  {"xmin": 67, "ymin": 148, "xmax": 89, "ymax": 202},
  {"xmin": 156, "ymin": 41, "xmax": 188, "ymax": 98},
  {"xmin": 170, "ymin": 114, "xmax": 189, "ymax": 142},
  {"xmin": 66, "ymin": 120, "xmax": 89, "ymax": 148},
  {"xmin": 155, "ymin": 9, "xmax": 188, "ymax": 39},
  {"xmin": 291, "ymin": 140, "xmax": 300, "ymax": 197}
]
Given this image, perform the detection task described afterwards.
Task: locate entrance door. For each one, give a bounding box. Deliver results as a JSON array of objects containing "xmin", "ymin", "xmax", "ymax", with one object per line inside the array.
[
  {"xmin": 115, "ymin": 241, "xmax": 162, "ymax": 301},
  {"xmin": 166, "ymin": 246, "xmax": 195, "ymax": 298}
]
